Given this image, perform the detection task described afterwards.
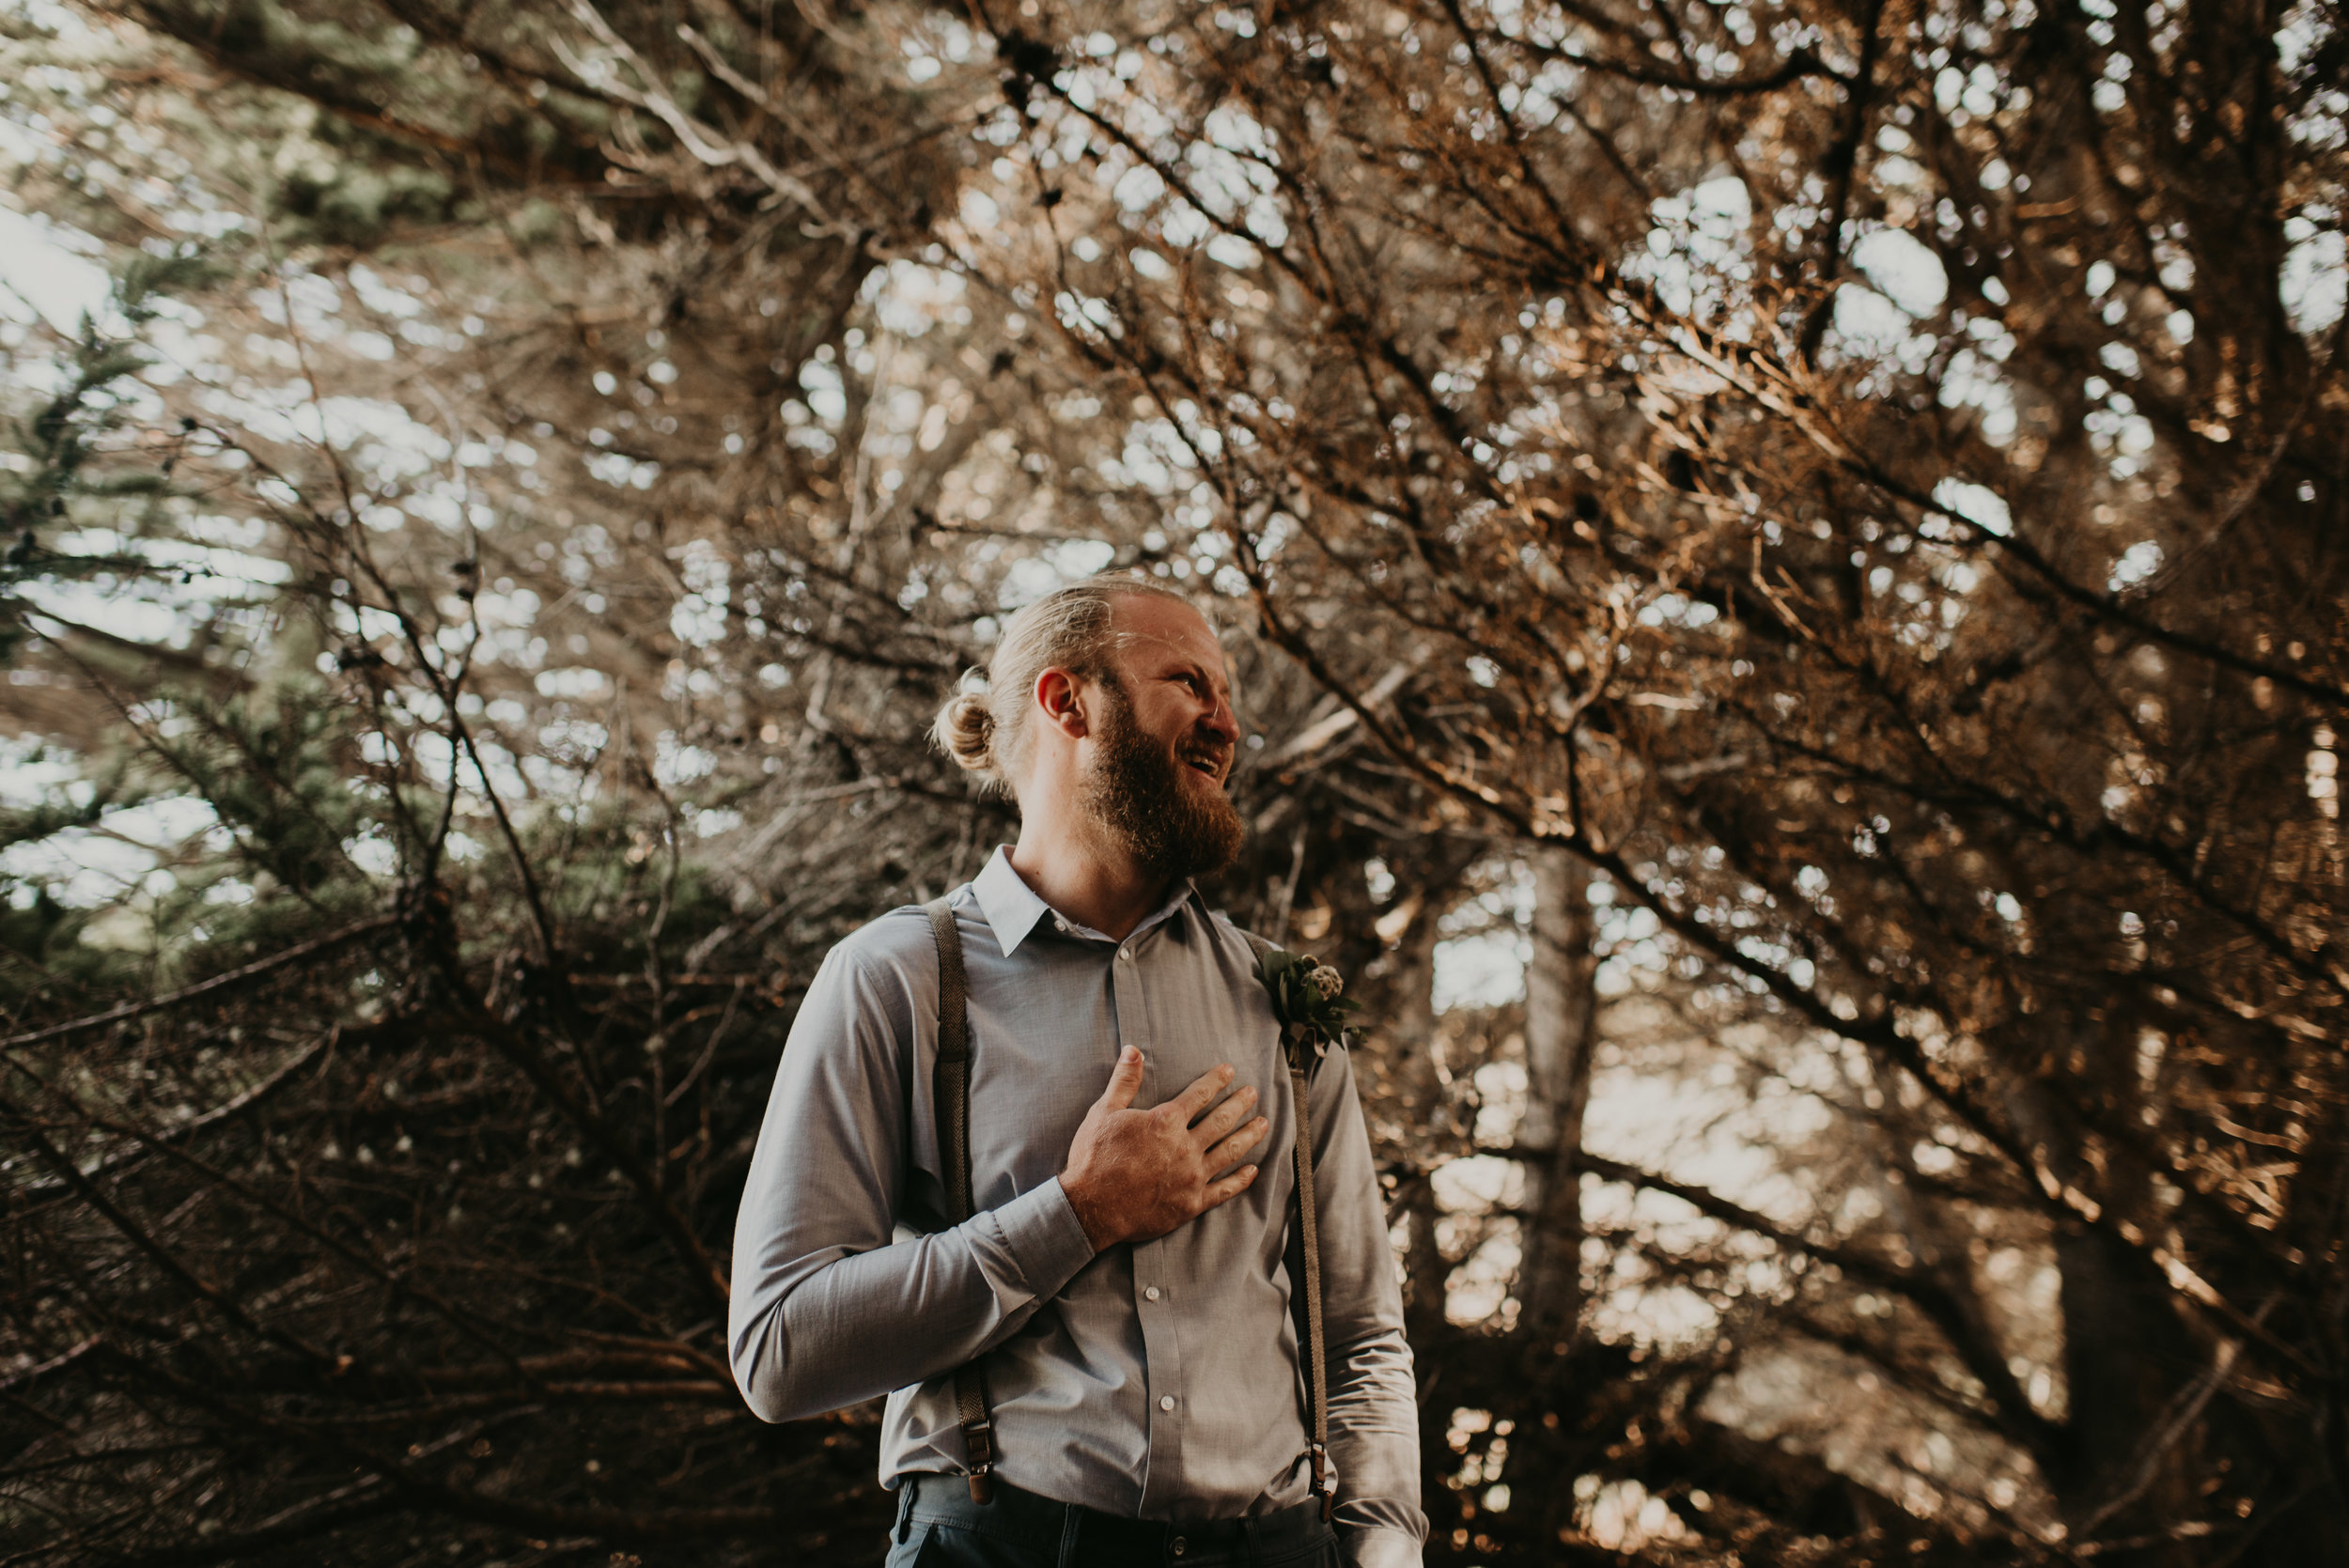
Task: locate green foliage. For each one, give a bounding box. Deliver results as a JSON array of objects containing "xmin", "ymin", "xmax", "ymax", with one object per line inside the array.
[
  {"xmin": 0, "ymin": 251, "xmax": 219, "ymax": 664},
  {"xmin": 277, "ymin": 147, "xmax": 462, "ymax": 250}
]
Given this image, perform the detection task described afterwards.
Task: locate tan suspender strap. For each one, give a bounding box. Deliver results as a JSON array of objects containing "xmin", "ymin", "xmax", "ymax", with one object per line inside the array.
[
  {"xmin": 1288, "ymin": 1044, "xmax": 1334, "ymax": 1519},
  {"xmin": 925, "ymin": 899, "xmax": 997, "ymax": 1504}
]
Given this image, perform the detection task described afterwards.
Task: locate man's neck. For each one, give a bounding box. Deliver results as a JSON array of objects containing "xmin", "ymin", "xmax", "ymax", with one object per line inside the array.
[{"xmin": 1007, "ymin": 815, "xmax": 1174, "ymax": 943}]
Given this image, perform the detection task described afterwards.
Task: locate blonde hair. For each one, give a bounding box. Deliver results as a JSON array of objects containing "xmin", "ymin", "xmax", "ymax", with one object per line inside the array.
[{"xmin": 934, "ymin": 574, "xmax": 1202, "ymax": 793}]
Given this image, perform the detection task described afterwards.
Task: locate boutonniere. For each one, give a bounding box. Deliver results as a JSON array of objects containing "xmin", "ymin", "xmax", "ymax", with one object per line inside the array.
[{"xmin": 1255, "ymin": 947, "xmax": 1361, "ymax": 1060}]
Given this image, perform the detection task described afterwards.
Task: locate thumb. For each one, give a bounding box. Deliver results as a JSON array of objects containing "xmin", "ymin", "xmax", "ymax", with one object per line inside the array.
[{"xmin": 1097, "ymin": 1046, "xmax": 1144, "ymax": 1111}]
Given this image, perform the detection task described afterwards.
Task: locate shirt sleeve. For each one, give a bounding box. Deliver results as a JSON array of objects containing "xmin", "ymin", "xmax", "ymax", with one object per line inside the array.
[
  {"xmin": 1306, "ymin": 1045, "xmax": 1429, "ymax": 1565},
  {"xmin": 727, "ymin": 935, "xmax": 1099, "ymax": 1423}
]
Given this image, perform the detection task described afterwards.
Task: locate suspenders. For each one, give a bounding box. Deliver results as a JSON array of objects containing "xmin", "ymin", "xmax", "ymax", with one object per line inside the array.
[
  {"xmin": 919, "ymin": 898, "xmax": 1334, "ymax": 1520},
  {"xmin": 923, "ymin": 900, "xmax": 999, "ymax": 1502}
]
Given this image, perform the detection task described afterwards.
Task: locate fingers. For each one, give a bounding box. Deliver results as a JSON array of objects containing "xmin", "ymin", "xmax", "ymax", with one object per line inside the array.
[
  {"xmin": 1095, "ymin": 1046, "xmax": 1146, "ymax": 1112},
  {"xmin": 1198, "ymin": 1163, "xmax": 1260, "ymax": 1211},
  {"xmin": 1190, "ymin": 1083, "xmax": 1258, "ymax": 1142},
  {"xmin": 1204, "ymin": 1115, "xmax": 1270, "ymax": 1172},
  {"xmin": 1167, "ymin": 1063, "xmax": 1236, "ymax": 1120}
]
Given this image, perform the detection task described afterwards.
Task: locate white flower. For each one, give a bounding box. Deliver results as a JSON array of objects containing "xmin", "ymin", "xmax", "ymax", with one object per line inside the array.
[{"xmin": 1306, "ymin": 964, "xmax": 1344, "ymax": 1001}]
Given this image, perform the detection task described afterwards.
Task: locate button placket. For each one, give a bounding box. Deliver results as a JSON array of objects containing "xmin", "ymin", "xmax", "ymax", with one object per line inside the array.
[{"xmin": 1121, "ymin": 937, "xmax": 1189, "ymax": 1516}]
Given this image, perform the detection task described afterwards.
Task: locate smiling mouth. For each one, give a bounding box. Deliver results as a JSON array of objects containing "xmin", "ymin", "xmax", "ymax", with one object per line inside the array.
[{"xmin": 1181, "ymin": 753, "xmax": 1224, "ymax": 781}]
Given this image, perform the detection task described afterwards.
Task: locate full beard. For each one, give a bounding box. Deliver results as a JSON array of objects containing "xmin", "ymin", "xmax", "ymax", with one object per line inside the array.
[{"xmin": 1081, "ymin": 678, "xmax": 1245, "ymax": 882}]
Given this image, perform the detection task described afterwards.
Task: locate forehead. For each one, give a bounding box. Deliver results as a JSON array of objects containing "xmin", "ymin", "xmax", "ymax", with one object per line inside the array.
[{"xmin": 1109, "ymin": 594, "xmax": 1226, "ymax": 675}]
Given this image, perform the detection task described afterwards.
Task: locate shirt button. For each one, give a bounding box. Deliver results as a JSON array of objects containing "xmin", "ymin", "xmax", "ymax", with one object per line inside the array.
[
  {"xmin": 1118, "ymin": 947, "xmax": 1133, "ymax": 961},
  {"xmin": 1143, "ymin": 1285, "xmax": 1161, "ymax": 1301},
  {"xmin": 1159, "ymin": 1394, "xmax": 1176, "ymax": 1412},
  {"xmin": 1172, "ymin": 1537, "xmax": 1188, "ymax": 1557}
]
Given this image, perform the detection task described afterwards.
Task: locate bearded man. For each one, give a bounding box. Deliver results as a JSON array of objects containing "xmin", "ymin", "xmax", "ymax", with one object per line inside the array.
[{"xmin": 729, "ymin": 577, "xmax": 1425, "ymax": 1568}]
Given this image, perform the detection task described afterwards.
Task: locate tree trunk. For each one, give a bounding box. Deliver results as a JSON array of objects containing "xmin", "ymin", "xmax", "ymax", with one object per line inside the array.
[
  {"xmin": 1389, "ymin": 913, "xmax": 1452, "ymax": 1336},
  {"xmin": 1515, "ymin": 846, "xmax": 1596, "ymax": 1341}
]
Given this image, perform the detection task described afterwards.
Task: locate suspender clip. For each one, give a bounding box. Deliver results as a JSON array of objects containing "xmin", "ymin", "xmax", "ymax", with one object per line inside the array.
[
  {"xmin": 1309, "ymin": 1440, "xmax": 1332, "ymax": 1520},
  {"xmin": 964, "ymin": 1416, "xmax": 998, "ymax": 1503}
]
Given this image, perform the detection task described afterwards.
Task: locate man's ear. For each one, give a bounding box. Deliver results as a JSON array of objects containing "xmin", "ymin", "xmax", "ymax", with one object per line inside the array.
[{"xmin": 1034, "ymin": 667, "xmax": 1092, "ymax": 740}]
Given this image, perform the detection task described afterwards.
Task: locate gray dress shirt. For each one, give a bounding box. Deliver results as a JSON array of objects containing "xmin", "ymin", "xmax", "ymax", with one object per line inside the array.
[{"xmin": 729, "ymin": 847, "xmax": 1426, "ymax": 1566}]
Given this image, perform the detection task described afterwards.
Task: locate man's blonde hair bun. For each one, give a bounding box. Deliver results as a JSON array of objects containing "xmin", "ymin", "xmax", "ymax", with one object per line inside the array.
[
  {"xmin": 929, "ymin": 573, "xmax": 1199, "ymax": 796},
  {"xmin": 937, "ymin": 683, "xmax": 997, "ymax": 773}
]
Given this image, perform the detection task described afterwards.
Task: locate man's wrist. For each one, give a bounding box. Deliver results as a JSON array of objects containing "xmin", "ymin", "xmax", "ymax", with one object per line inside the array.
[{"xmin": 1058, "ymin": 1170, "xmax": 1115, "ymax": 1252}]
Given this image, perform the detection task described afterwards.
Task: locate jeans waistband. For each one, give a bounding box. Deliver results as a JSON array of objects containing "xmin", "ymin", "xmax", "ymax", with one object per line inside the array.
[{"xmin": 898, "ymin": 1472, "xmax": 1332, "ymax": 1566}]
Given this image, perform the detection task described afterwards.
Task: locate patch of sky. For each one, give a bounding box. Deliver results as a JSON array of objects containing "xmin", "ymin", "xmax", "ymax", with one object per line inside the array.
[
  {"xmin": 1431, "ymin": 1152, "xmax": 1520, "ymax": 1223},
  {"xmin": 54, "ymin": 526, "xmax": 292, "ymax": 588},
  {"xmin": 870, "ymin": 260, "xmax": 971, "ymax": 338},
  {"xmin": 800, "ymin": 358, "xmax": 848, "ymax": 424},
  {"xmin": 0, "ymin": 739, "xmax": 90, "ymax": 813},
  {"xmin": 958, "ymin": 186, "xmax": 1001, "ymax": 234},
  {"xmin": 1629, "ymin": 176, "xmax": 1751, "ymax": 319},
  {"xmin": 1851, "ymin": 228, "xmax": 1947, "ymax": 317},
  {"xmin": 2281, "ymin": 213, "xmax": 2345, "ymax": 336},
  {"xmin": 1054, "ymin": 288, "xmax": 1117, "ymax": 340},
  {"xmin": 0, "ymin": 206, "xmax": 112, "ymax": 332},
  {"xmin": 461, "ymin": 737, "xmax": 532, "ymax": 802},
  {"xmin": 345, "ymin": 833, "xmax": 399, "ymax": 878},
  {"xmin": 1159, "ymin": 200, "xmax": 1213, "ymax": 249},
  {"xmin": 319, "ymin": 396, "xmax": 450, "ymax": 468},
  {"xmin": 667, "ymin": 538, "xmax": 729, "ymax": 647},
  {"xmin": 0, "ymin": 794, "xmax": 219, "ymax": 908},
  {"xmin": 2278, "ymin": 0, "xmax": 2335, "ymax": 75},
  {"xmin": 1116, "ymin": 419, "xmax": 1187, "ymax": 490},
  {"xmin": 2108, "ymin": 539, "xmax": 2164, "ymax": 591},
  {"xmin": 653, "ymin": 732, "xmax": 717, "ymax": 787},
  {"xmin": 587, "ymin": 452, "xmax": 659, "ymax": 490},
  {"xmin": 1433, "ymin": 931, "xmax": 1531, "ymax": 1012},
  {"xmin": 345, "ymin": 264, "xmax": 425, "ymax": 319},
  {"xmin": 1636, "ymin": 593, "xmax": 1721, "ymax": 629},
  {"xmin": 535, "ymin": 718, "xmax": 610, "ymax": 757},
  {"xmin": 1932, "ymin": 478, "xmax": 2012, "ymax": 536},
  {"xmin": 1179, "ymin": 103, "xmax": 1284, "ymax": 250},
  {"xmin": 1828, "ymin": 285, "xmax": 1914, "ymax": 363},
  {"xmin": 19, "ymin": 577, "xmax": 205, "ymax": 649},
  {"xmin": 1938, "ymin": 319, "xmax": 2019, "ymax": 441},
  {"xmin": 1206, "ymin": 233, "xmax": 1262, "ymax": 268},
  {"xmin": 1114, "ymin": 164, "xmax": 1167, "ymax": 211}
]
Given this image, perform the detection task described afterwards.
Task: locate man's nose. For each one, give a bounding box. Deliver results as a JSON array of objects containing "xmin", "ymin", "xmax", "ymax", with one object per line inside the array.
[{"xmin": 1199, "ymin": 693, "xmax": 1239, "ymax": 744}]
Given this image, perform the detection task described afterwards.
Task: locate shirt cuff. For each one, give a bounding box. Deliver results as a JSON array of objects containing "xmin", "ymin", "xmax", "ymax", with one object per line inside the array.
[
  {"xmin": 1341, "ymin": 1526, "xmax": 1424, "ymax": 1568},
  {"xmin": 981, "ymin": 1174, "xmax": 1097, "ymax": 1297}
]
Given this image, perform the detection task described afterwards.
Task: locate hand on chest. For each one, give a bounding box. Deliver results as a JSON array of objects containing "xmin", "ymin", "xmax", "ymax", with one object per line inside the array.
[{"xmin": 956, "ymin": 934, "xmax": 1287, "ymax": 1206}]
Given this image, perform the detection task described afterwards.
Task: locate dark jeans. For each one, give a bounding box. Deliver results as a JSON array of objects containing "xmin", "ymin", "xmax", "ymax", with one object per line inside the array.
[{"xmin": 884, "ymin": 1474, "xmax": 1342, "ymax": 1568}]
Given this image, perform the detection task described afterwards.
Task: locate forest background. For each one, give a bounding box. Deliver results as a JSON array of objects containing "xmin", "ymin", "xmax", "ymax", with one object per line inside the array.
[{"xmin": 0, "ymin": 0, "xmax": 2341, "ymax": 1562}]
